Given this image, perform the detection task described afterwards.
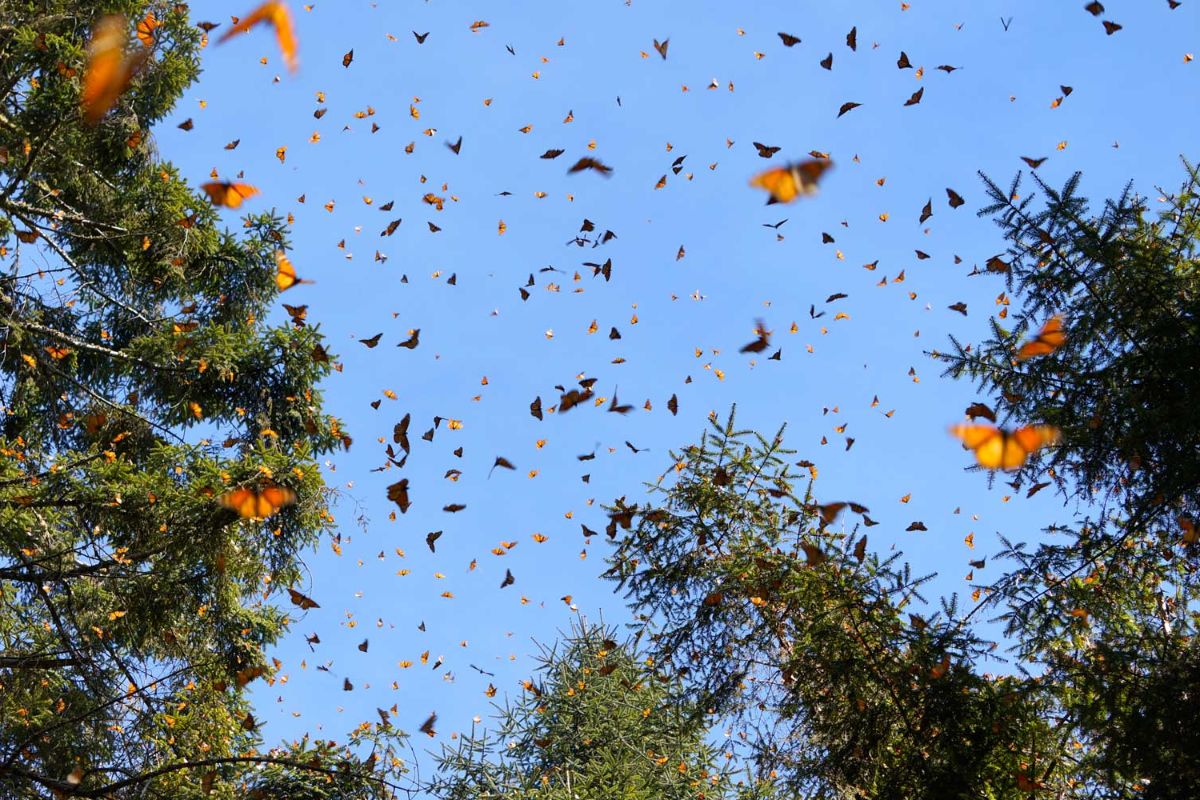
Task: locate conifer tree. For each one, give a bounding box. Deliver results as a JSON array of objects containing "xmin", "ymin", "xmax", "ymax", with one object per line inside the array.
[
  {"xmin": 604, "ymin": 411, "xmax": 1061, "ymax": 799},
  {"xmin": 429, "ymin": 621, "xmax": 770, "ymax": 800},
  {"xmin": 602, "ymin": 163, "xmax": 1200, "ymax": 799},
  {"xmin": 936, "ymin": 162, "xmax": 1200, "ymax": 799},
  {"xmin": 939, "ymin": 162, "xmax": 1200, "ymax": 549},
  {"xmin": 0, "ymin": 4, "xmax": 406, "ymax": 797}
]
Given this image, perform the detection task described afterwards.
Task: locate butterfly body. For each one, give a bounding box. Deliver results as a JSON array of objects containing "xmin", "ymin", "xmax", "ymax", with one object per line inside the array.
[
  {"xmin": 201, "ymin": 181, "xmax": 260, "ymax": 208},
  {"xmin": 950, "ymin": 424, "xmax": 1060, "ymax": 470},
  {"xmin": 219, "ymin": 482, "xmax": 297, "ymax": 519},
  {"xmin": 750, "ymin": 159, "xmax": 833, "ymax": 204},
  {"xmin": 1016, "ymin": 315, "xmax": 1066, "ymax": 360},
  {"xmin": 219, "ymin": 2, "xmax": 299, "ymax": 72},
  {"xmin": 275, "ymin": 251, "xmax": 314, "ymax": 290},
  {"xmin": 82, "ymin": 15, "xmax": 151, "ymax": 124}
]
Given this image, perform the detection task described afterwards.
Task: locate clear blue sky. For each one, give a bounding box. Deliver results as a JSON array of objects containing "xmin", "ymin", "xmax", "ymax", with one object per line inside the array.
[{"xmin": 160, "ymin": 0, "xmax": 1197, "ymax": 782}]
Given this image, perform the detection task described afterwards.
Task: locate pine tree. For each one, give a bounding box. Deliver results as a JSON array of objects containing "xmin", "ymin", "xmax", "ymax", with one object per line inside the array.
[
  {"xmin": 935, "ymin": 162, "xmax": 1200, "ymax": 799},
  {"xmin": 938, "ymin": 161, "xmax": 1200, "ymax": 550},
  {"xmin": 601, "ymin": 162, "xmax": 1200, "ymax": 799},
  {"xmin": 0, "ymin": 4, "xmax": 406, "ymax": 797},
  {"xmin": 429, "ymin": 621, "xmax": 771, "ymax": 800},
  {"xmin": 604, "ymin": 410, "xmax": 1060, "ymax": 799}
]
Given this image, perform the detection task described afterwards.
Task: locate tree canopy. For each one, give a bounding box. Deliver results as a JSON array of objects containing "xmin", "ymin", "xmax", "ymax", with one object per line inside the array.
[
  {"xmin": 0, "ymin": 3, "xmax": 405, "ymax": 797},
  {"xmin": 430, "ymin": 621, "xmax": 769, "ymax": 800},
  {"xmin": 602, "ymin": 164, "xmax": 1200, "ymax": 799},
  {"xmin": 2, "ymin": 3, "xmax": 1197, "ymax": 800}
]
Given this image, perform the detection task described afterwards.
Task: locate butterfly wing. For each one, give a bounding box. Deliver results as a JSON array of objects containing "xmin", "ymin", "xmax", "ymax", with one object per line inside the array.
[
  {"xmin": 228, "ymin": 182, "xmax": 260, "ymax": 208},
  {"xmin": 220, "ymin": 2, "xmax": 299, "ymax": 72},
  {"xmin": 275, "ymin": 251, "xmax": 297, "ymax": 289},
  {"xmin": 220, "ymin": 484, "xmax": 296, "ymax": 518},
  {"xmin": 750, "ymin": 160, "xmax": 831, "ymax": 204},
  {"xmin": 995, "ymin": 431, "xmax": 1035, "ymax": 470},
  {"xmin": 749, "ymin": 167, "xmax": 799, "ymax": 204},
  {"xmin": 200, "ymin": 182, "xmax": 225, "ymax": 207},
  {"xmin": 268, "ymin": 2, "xmax": 299, "ymax": 71},
  {"xmin": 202, "ymin": 182, "xmax": 260, "ymax": 208},
  {"xmin": 815, "ymin": 502, "xmax": 847, "ymax": 526},
  {"xmin": 950, "ymin": 424, "xmax": 997, "ymax": 450},
  {"xmin": 136, "ymin": 12, "xmax": 159, "ymax": 47},
  {"xmin": 200, "ymin": 182, "xmax": 224, "ymax": 206},
  {"xmin": 259, "ymin": 484, "xmax": 298, "ymax": 513},
  {"xmin": 951, "ymin": 424, "xmax": 1006, "ymax": 469},
  {"xmin": 794, "ymin": 159, "xmax": 833, "ymax": 192},
  {"xmin": 219, "ymin": 487, "xmax": 256, "ymax": 518},
  {"xmin": 82, "ymin": 16, "xmax": 138, "ymax": 124},
  {"xmin": 288, "ymin": 587, "xmax": 319, "ymax": 609},
  {"xmin": 1016, "ymin": 315, "xmax": 1066, "ymax": 360},
  {"xmin": 220, "ymin": 3, "xmax": 273, "ymax": 40},
  {"xmin": 1011, "ymin": 425, "xmax": 1061, "ymax": 464},
  {"xmin": 952, "ymin": 423, "xmax": 1058, "ymax": 470}
]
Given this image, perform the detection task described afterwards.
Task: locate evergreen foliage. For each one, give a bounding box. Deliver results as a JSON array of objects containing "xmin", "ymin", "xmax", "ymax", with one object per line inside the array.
[
  {"xmin": 0, "ymin": 3, "xmax": 406, "ymax": 797},
  {"xmin": 935, "ymin": 163, "xmax": 1200, "ymax": 799},
  {"xmin": 429, "ymin": 621, "xmax": 768, "ymax": 800},
  {"xmin": 4, "ymin": 3, "xmax": 1197, "ymax": 800},
  {"xmin": 939, "ymin": 162, "xmax": 1200, "ymax": 546},
  {"xmin": 598, "ymin": 164, "xmax": 1200, "ymax": 799},
  {"xmin": 604, "ymin": 410, "xmax": 1059, "ymax": 799}
]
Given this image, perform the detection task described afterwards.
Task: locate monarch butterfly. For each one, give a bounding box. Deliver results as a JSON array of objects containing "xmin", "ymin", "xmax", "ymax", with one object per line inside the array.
[
  {"xmin": 135, "ymin": 12, "xmax": 159, "ymax": 47},
  {"xmin": 1016, "ymin": 315, "xmax": 1066, "ymax": 360},
  {"xmin": 275, "ymin": 251, "xmax": 314, "ymax": 291},
  {"xmin": 201, "ymin": 181, "xmax": 260, "ymax": 209},
  {"xmin": 811, "ymin": 500, "xmax": 870, "ymax": 527},
  {"xmin": 81, "ymin": 15, "xmax": 150, "ymax": 124},
  {"xmin": 567, "ymin": 157, "xmax": 614, "ymax": 176},
  {"xmin": 219, "ymin": 1, "xmax": 299, "ymax": 73},
  {"xmin": 750, "ymin": 159, "xmax": 833, "ymax": 204},
  {"xmin": 287, "ymin": 587, "xmax": 319, "ymax": 609},
  {"xmin": 283, "ymin": 303, "xmax": 308, "ymax": 325},
  {"xmin": 950, "ymin": 424, "xmax": 1060, "ymax": 471},
  {"xmin": 218, "ymin": 482, "xmax": 297, "ymax": 519},
  {"xmin": 740, "ymin": 319, "xmax": 771, "ymax": 353},
  {"xmin": 801, "ymin": 541, "xmax": 827, "ymax": 566}
]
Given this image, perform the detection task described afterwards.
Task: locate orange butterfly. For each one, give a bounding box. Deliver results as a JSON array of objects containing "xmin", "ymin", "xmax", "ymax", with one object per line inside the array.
[
  {"xmin": 136, "ymin": 12, "xmax": 160, "ymax": 48},
  {"xmin": 218, "ymin": 2, "xmax": 299, "ymax": 73},
  {"xmin": 950, "ymin": 424, "xmax": 1060, "ymax": 471},
  {"xmin": 201, "ymin": 181, "xmax": 260, "ymax": 209},
  {"xmin": 1016, "ymin": 315, "xmax": 1066, "ymax": 360},
  {"xmin": 275, "ymin": 251, "xmax": 314, "ymax": 291},
  {"xmin": 81, "ymin": 15, "xmax": 151, "ymax": 124},
  {"xmin": 750, "ymin": 159, "xmax": 833, "ymax": 204},
  {"xmin": 219, "ymin": 482, "xmax": 297, "ymax": 519}
]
